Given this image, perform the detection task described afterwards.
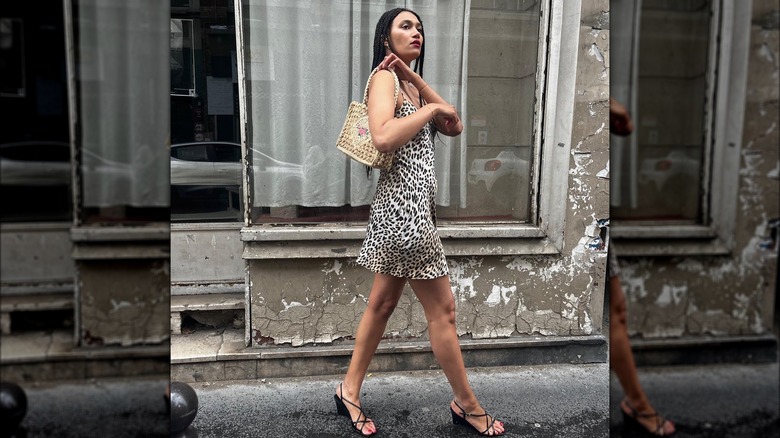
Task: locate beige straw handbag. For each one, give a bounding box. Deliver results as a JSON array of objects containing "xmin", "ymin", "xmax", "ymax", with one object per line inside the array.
[{"xmin": 336, "ymin": 68, "xmax": 400, "ymax": 170}]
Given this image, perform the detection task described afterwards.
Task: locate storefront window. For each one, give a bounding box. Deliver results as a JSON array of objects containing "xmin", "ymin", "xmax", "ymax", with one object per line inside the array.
[
  {"xmin": 611, "ymin": 0, "xmax": 712, "ymax": 223},
  {"xmin": 238, "ymin": 0, "xmax": 542, "ymax": 224},
  {"xmin": 170, "ymin": 0, "xmax": 241, "ymax": 223},
  {"xmin": 70, "ymin": 0, "xmax": 170, "ymax": 224},
  {"xmin": 1, "ymin": 6, "xmax": 71, "ymax": 223}
]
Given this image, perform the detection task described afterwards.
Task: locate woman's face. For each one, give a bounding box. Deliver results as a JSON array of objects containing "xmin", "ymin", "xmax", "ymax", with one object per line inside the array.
[{"xmin": 387, "ymin": 11, "xmax": 423, "ymax": 62}]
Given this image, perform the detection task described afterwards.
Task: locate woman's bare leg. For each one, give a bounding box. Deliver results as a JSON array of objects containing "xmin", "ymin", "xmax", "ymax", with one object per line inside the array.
[
  {"xmin": 610, "ymin": 276, "xmax": 675, "ymax": 435},
  {"xmin": 408, "ymin": 275, "xmax": 505, "ymax": 435},
  {"xmin": 338, "ymin": 272, "xmax": 406, "ymax": 435}
]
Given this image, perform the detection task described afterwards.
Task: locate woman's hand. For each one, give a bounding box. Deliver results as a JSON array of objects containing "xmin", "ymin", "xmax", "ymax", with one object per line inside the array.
[
  {"xmin": 609, "ymin": 97, "xmax": 634, "ymax": 137},
  {"xmin": 428, "ymin": 103, "xmax": 461, "ymax": 134},
  {"xmin": 377, "ymin": 53, "xmax": 420, "ymax": 85}
]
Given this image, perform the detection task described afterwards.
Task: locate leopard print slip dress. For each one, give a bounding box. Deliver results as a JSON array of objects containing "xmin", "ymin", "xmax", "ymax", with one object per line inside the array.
[{"xmin": 355, "ymin": 97, "xmax": 448, "ymax": 280}]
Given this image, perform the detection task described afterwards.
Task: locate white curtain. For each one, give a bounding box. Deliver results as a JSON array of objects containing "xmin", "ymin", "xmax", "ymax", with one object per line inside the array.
[
  {"xmin": 76, "ymin": 0, "xmax": 170, "ymax": 207},
  {"xmin": 243, "ymin": 0, "xmax": 469, "ymax": 208}
]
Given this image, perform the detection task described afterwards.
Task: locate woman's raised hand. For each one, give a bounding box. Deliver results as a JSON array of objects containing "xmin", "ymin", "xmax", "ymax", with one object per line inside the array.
[
  {"xmin": 428, "ymin": 103, "xmax": 459, "ymax": 129},
  {"xmin": 377, "ymin": 54, "xmax": 418, "ymax": 83}
]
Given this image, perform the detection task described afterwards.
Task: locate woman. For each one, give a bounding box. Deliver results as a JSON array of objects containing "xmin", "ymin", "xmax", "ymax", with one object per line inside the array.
[
  {"xmin": 609, "ymin": 97, "xmax": 675, "ymax": 436},
  {"xmin": 333, "ymin": 8, "xmax": 505, "ymax": 437}
]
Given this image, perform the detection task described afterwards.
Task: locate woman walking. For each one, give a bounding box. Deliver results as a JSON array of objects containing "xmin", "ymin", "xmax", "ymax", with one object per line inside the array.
[{"xmin": 334, "ymin": 8, "xmax": 505, "ymax": 437}]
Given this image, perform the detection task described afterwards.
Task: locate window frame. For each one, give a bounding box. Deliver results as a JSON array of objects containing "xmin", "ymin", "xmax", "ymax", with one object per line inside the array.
[
  {"xmin": 235, "ymin": 0, "xmax": 582, "ymax": 256},
  {"xmin": 0, "ymin": 18, "xmax": 26, "ymax": 98},
  {"xmin": 611, "ymin": 0, "xmax": 751, "ymax": 256},
  {"xmin": 170, "ymin": 18, "xmax": 197, "ymax": 98}
]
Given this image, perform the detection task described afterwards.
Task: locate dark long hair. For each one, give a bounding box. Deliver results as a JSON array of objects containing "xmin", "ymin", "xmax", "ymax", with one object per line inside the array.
[{"xmin": 366, "ymin": 8, "xmax": 430, "ymax": 178}]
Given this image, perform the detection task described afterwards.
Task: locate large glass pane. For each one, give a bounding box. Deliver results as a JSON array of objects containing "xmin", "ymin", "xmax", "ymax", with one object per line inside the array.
[
  {"xmin": 239, "ymin": 0, "xmax": 541, "ymax": 224},
  {"xmin": 612, "ymin": 0, "xmax": 711, "ymax": 222},
  {"xmin": 0, "ymin": 6, "xmax": 71, "ymax": 223},
  {"xmin": 170, "ymin": 1, "xmax": 241, "ymax": 223},
  {"xmin": 72, "ymin": 0, "xmax": 170, "ymax": 223}
]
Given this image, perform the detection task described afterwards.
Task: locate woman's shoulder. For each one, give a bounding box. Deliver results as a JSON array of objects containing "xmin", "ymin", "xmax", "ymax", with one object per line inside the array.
[
  {"xmin": 368, "ymin": 69, "xmax": 401, "ymax": 107},
  {"xmin": 370, "ymin": 69, "xmax": 398, "ymax": 87}
]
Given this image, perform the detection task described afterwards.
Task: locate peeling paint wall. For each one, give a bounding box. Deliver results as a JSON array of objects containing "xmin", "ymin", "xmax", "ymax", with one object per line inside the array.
[
  {"xmin": 247, "ymin": 1, "xmax": 611, "ymax": 346},
  {"xmin": 79, "ymin": 259, "xmax": 170, "ymax": 346},
  {"xmin": 619, "ymin": 1, "xmax": 779, "ymax": 338}
]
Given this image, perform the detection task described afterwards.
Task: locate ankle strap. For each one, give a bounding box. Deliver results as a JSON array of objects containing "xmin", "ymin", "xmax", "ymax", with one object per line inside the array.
[{"xmin": 453, "ymin": 399, "xmax": 489, "ymax": 418}]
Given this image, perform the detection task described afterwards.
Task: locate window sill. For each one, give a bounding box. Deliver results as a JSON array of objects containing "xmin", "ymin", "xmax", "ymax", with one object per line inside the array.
[
  {"xmin": 0, "ymin": 222, "xmax": 73, "ymax": 232},
  {"xmin": 240, "ymin": 224, "xmax": 557, "ymax": 259},
  {"xmin": 240, "ymin": 223, "xmax": 545, "ymax": 241},
  {"xmin": 611, "ymin": 238, "xmax": 730, "ymax": 257},
  {"xmin": 610, "ymin": 224, "xmax": 717, "ymax": 239},
  {"xmin": 610, "ymin": 223, "xmax": 730, "ymax": 256},
  {"xmin": 70, "ymin": 223, "xmax": 169, "ymax": 242},
  {"xmin": 70, "ymin": 224, "xmax": 169, "ymax": 260},
  {"xmin": 171, "ymin": 222, "xmax": 244, "ymax": 232}
]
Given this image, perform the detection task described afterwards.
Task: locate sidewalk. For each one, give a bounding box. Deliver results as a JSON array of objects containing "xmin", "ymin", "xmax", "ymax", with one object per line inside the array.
[
  {"xmin": 609, "ymin": 362, "xmax": 779, "ymax": 437},
  {"xmin": 184, "ymin": 363, "xmax": 609, "ymax": 438}
]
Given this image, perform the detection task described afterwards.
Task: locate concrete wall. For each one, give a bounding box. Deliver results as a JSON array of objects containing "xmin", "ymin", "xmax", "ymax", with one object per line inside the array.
[
  {"xmin": 170, "ymin": 226, "xmax": 244, "ymax": 293},
  {"xmin": 245, "ymin": 0, "xmax": 611, "ymax": 347},
  {"xmin": 618, "ymin": 0, "xmax": 779, "ymax": 338},
  {"xmin": 0, "ymin": 225, "xmax": 74, "ymax": 290}
]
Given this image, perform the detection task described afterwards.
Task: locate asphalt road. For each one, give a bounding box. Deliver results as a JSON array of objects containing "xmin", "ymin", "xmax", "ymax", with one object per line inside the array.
[
  {"xmin": 183, "ymin": 363, "xmax": 609, "ymax": 438},
  {"xmin": 4, "ymin": 361, "xmax": 778, "ymax": 437},
  {"xmin": 4, "ymin": 376, "xmax": 169, "ymax": 438},
  {"xmin": 609, "ymin": 362, "xmax": 779, "ymax": 438}
]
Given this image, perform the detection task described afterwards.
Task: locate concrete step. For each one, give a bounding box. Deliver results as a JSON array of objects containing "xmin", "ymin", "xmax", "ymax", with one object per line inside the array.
[
  {"xmin": 170, "ymin": 327, "xmax": 607, "ymax": 382},
  {"xmin": 0, "ymin": 329, "xmax": 168, "ymax": 382}
]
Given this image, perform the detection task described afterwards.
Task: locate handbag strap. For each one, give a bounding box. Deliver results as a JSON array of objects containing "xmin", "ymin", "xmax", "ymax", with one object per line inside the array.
[{"xmin": 362, "ymin": 67, "xmax": 400, "ymax": 106}]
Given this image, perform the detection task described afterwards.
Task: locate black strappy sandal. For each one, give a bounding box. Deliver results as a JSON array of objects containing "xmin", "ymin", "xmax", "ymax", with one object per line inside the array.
[
  {"xmin": 450, "ymin": 399, "xmax": 503, "ymax": 436},
  {"xmin": 334, "ymin": 383, "xmax": 376, "ymax": 436},
  {"xmin": 621, "ymin": 399, "xmax": 675, "ymax": 436}
]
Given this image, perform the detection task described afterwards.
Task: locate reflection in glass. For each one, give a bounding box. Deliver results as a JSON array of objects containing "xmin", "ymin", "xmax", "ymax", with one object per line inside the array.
[
  {"xmin": 170, "ymin": 141, "xmax": 242, "ymax": 222},
  {"xmin": 171, "ymin": 19, "xmax": 196, "ymax": 97},
  {"xmin": 612, "ymin": 0, "xmax": 712, "ymax": 222}
]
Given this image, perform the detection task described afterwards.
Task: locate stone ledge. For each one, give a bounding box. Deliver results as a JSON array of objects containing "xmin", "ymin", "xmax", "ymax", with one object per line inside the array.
[
  {"xmin": 170, "ymin": 292, "xmax": 244, "ymax": 312},
  {"xmin": 0, "ymin": 293, "xmax": 74, "ymax": 312},
  {"xmin": 1, "ymin": 330, "xmax": 169, "ymax": 364},
  {"xmin": 171, "ymin": 328, "xmax": 608, "ymax": 381},
  {"xmin": 1, "ymin": 329, "xmax": 170, "ymax": 382},
  {"xmin": 630, "ymin": 334, "xmax": 779, "ymax": 366}
]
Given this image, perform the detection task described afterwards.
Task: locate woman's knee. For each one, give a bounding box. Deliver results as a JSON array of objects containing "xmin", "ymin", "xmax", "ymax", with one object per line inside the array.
[
  {"xmin": 367, "ymin": 295, "xmax": 400, "ymax": 319},
  {"xmin": 427, "ymin": 300, "xmax": 456, "ymax": 326},
  {"xmin": 610, "ymin": 296, "xmax": 628, "ymax": 327}
]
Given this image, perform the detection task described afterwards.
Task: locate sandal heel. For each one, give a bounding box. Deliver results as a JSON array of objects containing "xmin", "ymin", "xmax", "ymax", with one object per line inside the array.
[
  {"xmin": 335, "ymin": 394, "xmax": 350, "ymax": 417},
  {"xmin": 450, "ymin": 400, "xmax": 502, "ymax": 436},
  {"xmin": 450, "ymin": 408, "xmax": 471, "ymax": 426}
]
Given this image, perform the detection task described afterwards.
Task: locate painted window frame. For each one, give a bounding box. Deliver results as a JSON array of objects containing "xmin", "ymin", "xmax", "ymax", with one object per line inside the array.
[
  {"xmin": 234, "ymin": 0, "xmax": 582, "ymax": 257},
  {"xmin": 611, "ymin": 0, "xmax": 752, "ymax": 256}
]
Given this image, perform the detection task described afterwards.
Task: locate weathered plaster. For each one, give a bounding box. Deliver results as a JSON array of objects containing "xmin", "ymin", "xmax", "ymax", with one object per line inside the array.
[
  {"xmin": 78, "ymin": 260, "xmax": 170, "ymax": 346},
  {"xmin": 619, "ymin": 2, "xmax": 779, "ymax": 338}
]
